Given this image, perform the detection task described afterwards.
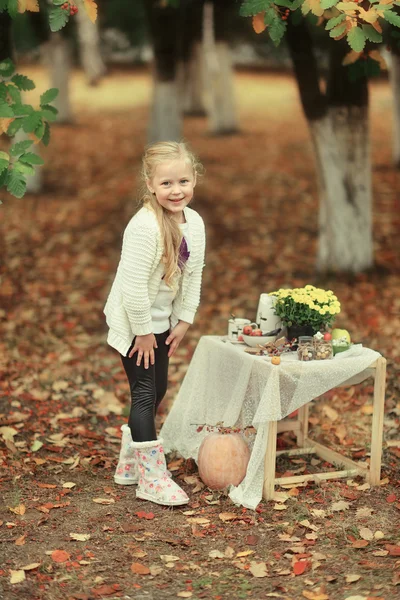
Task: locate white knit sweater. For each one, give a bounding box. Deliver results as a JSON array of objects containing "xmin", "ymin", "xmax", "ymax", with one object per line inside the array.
[{"xmin": 104, "ymin": 205, "xmax": 206, "ymax": 356}]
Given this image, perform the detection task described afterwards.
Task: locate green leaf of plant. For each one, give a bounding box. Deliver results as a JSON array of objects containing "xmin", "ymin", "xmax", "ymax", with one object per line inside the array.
[
  {"xmin": 275, "ymin": 0, "xmax": 293, "ymax": 7},
  {"xmin": 34, "ymin": 119, "xmax": 45, "ymax": 141},
  {"xmin": 22, "ymin": 113, "xmax": 41, "ymax": 133},
  {"xmin": 321, "ymin": 0, "xmax": 339, "ymax": 7},
  {"xmin": 14, "ymin": 160, "xmax": 36, "ymax": 176},
  {"xmin": 49, "ymin": 6, "xmax": 69, "ymax": 31},
  {"xmin": 0, "ymin": 101, "xmax": 14, "ymax": 117},
  {"xmin": 347, "ymin": 26, "xmax": 366, "ymax": 52},
  {"xmin": 269, "ymin": 15, "xmax": 287, "ymax": 45},
  {"xmin": 19, "ymin": 152, "xmax": 44, "ymax": 166},
  {"xmin": 0, "ymin": 59, "xmax": 15, "ymax": 78},
  {"xmin": 325, "ymin": 13, "xmax": 346, "ymax": 30},
  {"xmin": 41, "ymin": 104, "xmax": 58, "ymax": 122},
  {"xmin": 7, "ymin": 0, "xmax": 18, "ymax": 18},
  {"xmin": 0, "ymin": 150, "xmax": 10, "ymax": 175},
  {"xmin": 329, "ymin": 22, "xmax": 347, "ymax": 37},
  {"xmin": 9, "ymin": 140, "xmax": 33, "ymax": 156},
  {"xmin": 6, "ymin": 84, "xmax": 21, "ymax": 104},
  {"xmin": 42, "ymin": 121, "xmax": 51, "ymax": 147},
  {"xmin": 0, "ymin": 82, "xmax": 8, "ymax": 101},
  {"xmin": 6, "ymin": 169, "xmax": 26, "ymax": 199},
  {"xmin": 383, "ymin": 9, "xmax": 400, "ymax": 26},
  {"xmin": 40, "ymin": 88, "xmax": 59, "ymax": 106},
  {"xmin": 362, "ymin": 24, "xmax": 382, "ymax": 43},
  {"xmin": 14, "ymin": 103, "xmax": 34, "ymax": 117},
  {"xmin": 239, "ymin": 0, "xmax": 270, "ymax": 17},
  {"xmin": 7, "ymin": 119, "xmax": 23, "ymax": 136},
  {"xmin": 11, "ymin": 74, "xmax": 35, "ymax": 91},
  {"xmin": 0, "ymin": 0, "xmax": 9, "ymax": 11}
]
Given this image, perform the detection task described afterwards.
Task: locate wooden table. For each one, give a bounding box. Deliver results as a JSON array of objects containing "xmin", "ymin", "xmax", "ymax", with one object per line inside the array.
[
  {"xmin": 263, "ymin": 357, "xmax": 387, "ymax": 499},
  {"xmin": 160, "ymin": 336, "xmax": 386, "ymax": 507}
]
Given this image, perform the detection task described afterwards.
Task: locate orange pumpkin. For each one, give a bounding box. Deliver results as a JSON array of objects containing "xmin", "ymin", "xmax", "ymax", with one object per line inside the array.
[{"xmin": 197, "ymin": 433, "xmax": 250, "ymax": 490}]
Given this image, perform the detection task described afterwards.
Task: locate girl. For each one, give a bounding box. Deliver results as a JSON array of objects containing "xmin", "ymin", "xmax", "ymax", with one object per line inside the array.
[{"xmin": 104, "ymin": 141, "xmax": 206, "ymax": 507}]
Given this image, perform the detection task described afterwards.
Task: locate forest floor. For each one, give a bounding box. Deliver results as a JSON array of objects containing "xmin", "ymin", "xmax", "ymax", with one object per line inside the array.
[{"xmin": 0, "ymin": 66, "xmax": 399, "ymax": 600}]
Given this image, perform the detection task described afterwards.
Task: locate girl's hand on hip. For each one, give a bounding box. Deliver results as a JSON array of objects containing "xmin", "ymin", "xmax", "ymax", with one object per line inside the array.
[
  {"xmin": 129, "ymin": 334, "xmax": 158, "ymax": 369},
  {"xmin": 166, "ymin": 321, "xmax": 190, "ymax": 357}
]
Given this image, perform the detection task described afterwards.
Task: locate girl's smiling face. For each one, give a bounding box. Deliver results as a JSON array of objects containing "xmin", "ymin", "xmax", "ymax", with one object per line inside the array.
[{"xmin": 147, "ymin": 159, "xmax": 196, "ymax": 222}]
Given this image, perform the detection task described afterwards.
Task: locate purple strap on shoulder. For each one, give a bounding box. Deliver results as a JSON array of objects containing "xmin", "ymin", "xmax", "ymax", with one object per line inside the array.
[{"xmin": 178, "ymin": 236, "xmax": 190, "ymax": 268}]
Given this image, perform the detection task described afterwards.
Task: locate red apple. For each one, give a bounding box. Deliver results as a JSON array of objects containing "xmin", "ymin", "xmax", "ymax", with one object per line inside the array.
[
  {"xmin": 251, "ymin": 329, "xmax": 263, "ymax": 336},
  {"xmin": 323, "ymin": 332, "xmax": 332, "ymax": 341},
  {"xmin": 237, "ymin": 335, "xmax": 244, "ymax": 342},
  {"xmin": 242, "ymin": 325, "xmax": 253, "ymax": 335}
]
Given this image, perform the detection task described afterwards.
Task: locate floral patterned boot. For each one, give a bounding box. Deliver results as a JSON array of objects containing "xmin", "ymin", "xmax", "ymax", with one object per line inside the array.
[
  {"xmin": 133, "ymin": 438, "xmax": 189, "ymax": 506},
  {"xmin": 114, "ymin": 424, "xmax": 139, "ymax": 485}
]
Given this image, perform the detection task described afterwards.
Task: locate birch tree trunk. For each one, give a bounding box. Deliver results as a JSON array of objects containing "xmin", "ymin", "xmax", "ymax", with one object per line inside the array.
[
  {"xmin": 203, "ymin": 1, "xmax": 238, "ymax": 134},
  {"xmin": 310, "ymin": 108, "xmax": 372, "ymax": 272},
  {"xmin": 389, "ymin": 53, "xmax": 400, "ymax": 168},
  {"xmin": 43, "ymin": 34, "xmax": 72, "ymax": 124},
  {"xmin": 76, "ymin": 7, "xmax": 106, "ymax": 86},
  {"xmin": 181, "ymin": 41, "xmax": 207, "ymax": 116},
  {"xmin": 286, "ymin": 19, "xmax": 373, "ymax": 273}
]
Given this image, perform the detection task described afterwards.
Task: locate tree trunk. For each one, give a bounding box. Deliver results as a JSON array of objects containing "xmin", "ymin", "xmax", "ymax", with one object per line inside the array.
[
  {"xmin": 43, "ymin": 34, "xmax": 72, "ymax": 124},
  {"xmin": 179, "ymin": 41, "xmax": 207, "ymax": 117},
  {"xmin": 145, "ymin": 0, "xmax": 182, "ymax": 143},
  {"xmin": 203, "ymin": 1, "xmax": 238, "ymax": 134},
  {"xmin": 389, "ymin": 53, "xmax": 400, "ymax": 168},
  {"xmin": 76, "ymin": 7, "xmax": 106, "ymax": 86},
  {"xmin": 178, "ymin": 0, "xmax": 206, "ymax": 116},
  {"xmin": 310, "ymin": 108, "xmax": 372, "ymax": 272},
  {"xmin": 286, "ymin": 19, "xmax": 373, "ymax": 273}
]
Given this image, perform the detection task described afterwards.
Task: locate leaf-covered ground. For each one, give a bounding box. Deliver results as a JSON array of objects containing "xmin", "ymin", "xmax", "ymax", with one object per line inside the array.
[{"xmin": 0, "ymin": 67, "xmax": 399, "ymax": 600}]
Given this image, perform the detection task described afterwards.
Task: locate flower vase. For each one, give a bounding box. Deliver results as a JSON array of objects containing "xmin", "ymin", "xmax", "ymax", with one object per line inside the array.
[{"xmin": 287, "ymin": 324, "xmax": 318, "ymax": 349}]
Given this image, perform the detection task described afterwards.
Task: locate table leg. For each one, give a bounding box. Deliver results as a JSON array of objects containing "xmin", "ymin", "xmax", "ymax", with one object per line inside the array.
[
  {"xmin": 263, "ymin": 420, "xmax": 278, "ymax": 501},
  {"xmin": 369, "ymin": 357, "xmax": 387, "ymax": 485},
  {"xmin": 296, "ymin": 403, "xmax": 309, "ymax": 448}
]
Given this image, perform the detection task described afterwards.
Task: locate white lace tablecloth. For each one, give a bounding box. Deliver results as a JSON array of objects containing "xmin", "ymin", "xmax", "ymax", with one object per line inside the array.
[{"xmin": 160, "ymin": 336, "xmax": 381, "ymax": 510}]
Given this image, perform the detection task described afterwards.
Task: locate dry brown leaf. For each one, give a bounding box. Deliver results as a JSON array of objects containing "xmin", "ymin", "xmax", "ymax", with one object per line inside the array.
[
  {"xmin": 92, "ymin": 498, "xmax": 115, "ymax": 505},
  {"xmin": 177, "ymin": 592, "xmax": 193, "ymax": 598},
  {"xmin": 130, "ymin": 562, "xmax": 150, "ymax": 575},
  {"xmin": 84, "ymin": 0, "xmax": 97, "ymax": 23},
  {"xmin": 9, "ymin": 570, "xmax": 26, "ymax": 584},
  {"xmin": 331, "ymin": 500, "xmax": 350, "ymax": 512},
  {"xmin": 8, "ymin": 504, "xmax": 26, "ymax": 515},
  {"xmin": 20, "ymin": 563, "xmax": 41, "ymax": 571},
  {"xmin": 219, "ymin": 512, "xmax": 238, "ymax": 522},
  {"xmin": 62, "ymin": 482, "xmax": 76, "ymax": 489},
  {"xmin": 187, "ymin": 517, "xmax": 209, "ymax": 524},
  {"xmin": 209, "ymin": 549, "xmax": 225, "ymax": 559},
  {"xmin": 252, "ymin": 12, "xmax": 267, "ymax": 34},
  {"xmin": 15, "ymin": 534, "xmax": 26, "ymax": 546},
  {"xmin": 70, "ymin": 533, "xmax": 91, "ymax": 542},
  {"xmin": 345, "ymin": 574, "xmax": 361, "ymax": 583},
  {"xmin": 249, "ymin": 561, "xmax": 268, "ymax": 578},
  {"xmin": 359, "ymin": 527, "xmax": 373, "ymax": 541},
  {"xmin": 51, "ymin": 549, "xmax": 70, "ymax": 563}
]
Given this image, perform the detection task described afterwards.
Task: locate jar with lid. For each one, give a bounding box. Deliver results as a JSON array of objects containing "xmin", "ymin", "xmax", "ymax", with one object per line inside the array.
[
  {"xmin": 314, "ymin": 339, "xmax": 333, "ymax": 360},
  {"xmin": 297, "ymin": 336, "xmax": 314, "ymax": 361}
]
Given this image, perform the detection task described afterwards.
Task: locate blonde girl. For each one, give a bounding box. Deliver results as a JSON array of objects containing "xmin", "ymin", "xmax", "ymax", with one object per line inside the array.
[{"xmin": 104, "ymin": 141, "xmax": 206, "ymax": 506}]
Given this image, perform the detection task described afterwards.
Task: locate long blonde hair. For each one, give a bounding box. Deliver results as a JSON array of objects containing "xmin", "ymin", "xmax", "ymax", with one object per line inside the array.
[{"xmin": 140, "ymin": 141, "xmax": 203, "ymax": 287}]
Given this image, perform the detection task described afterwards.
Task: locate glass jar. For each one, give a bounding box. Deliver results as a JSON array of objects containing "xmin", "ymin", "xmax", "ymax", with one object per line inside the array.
[
  {"xmin": 314, "ymin": 339, "xmax": 333, "ymax": 360},
  {"xmin": 297, "ymin": 336, "xmax": 314, "ymax": 361}
]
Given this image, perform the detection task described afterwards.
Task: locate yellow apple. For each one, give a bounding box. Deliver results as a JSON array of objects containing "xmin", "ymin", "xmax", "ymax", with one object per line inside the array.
[{"xmin": 331, "ymin": 328, "xmax": 351, "ymax": 343}]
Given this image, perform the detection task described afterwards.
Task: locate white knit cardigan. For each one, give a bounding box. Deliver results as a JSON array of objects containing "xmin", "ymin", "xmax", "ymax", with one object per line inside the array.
[{"xmin": 104, "ymin": 205, "xmax": 206, "ymax": 356}]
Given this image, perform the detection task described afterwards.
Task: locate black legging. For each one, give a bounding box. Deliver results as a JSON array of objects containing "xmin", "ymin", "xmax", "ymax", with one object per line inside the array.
[{"xmin": 120, "ymin": 330, "xmax": 169, "ymax": 442}]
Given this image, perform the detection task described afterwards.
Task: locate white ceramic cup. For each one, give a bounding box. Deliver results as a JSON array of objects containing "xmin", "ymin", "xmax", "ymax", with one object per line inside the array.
[{"xmin": 228, "ymin": 318, "xmax": 251, "ymax": 340}]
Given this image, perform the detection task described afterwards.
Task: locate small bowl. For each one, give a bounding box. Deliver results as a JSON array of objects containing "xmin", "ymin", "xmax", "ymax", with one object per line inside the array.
[
  {"xmin": 242, "ymin": 334, "xmax": 276, "ymax": 347},
  {"xmin": 333, "ymin": 344, "xmax": 351, "ymax": 356}
]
